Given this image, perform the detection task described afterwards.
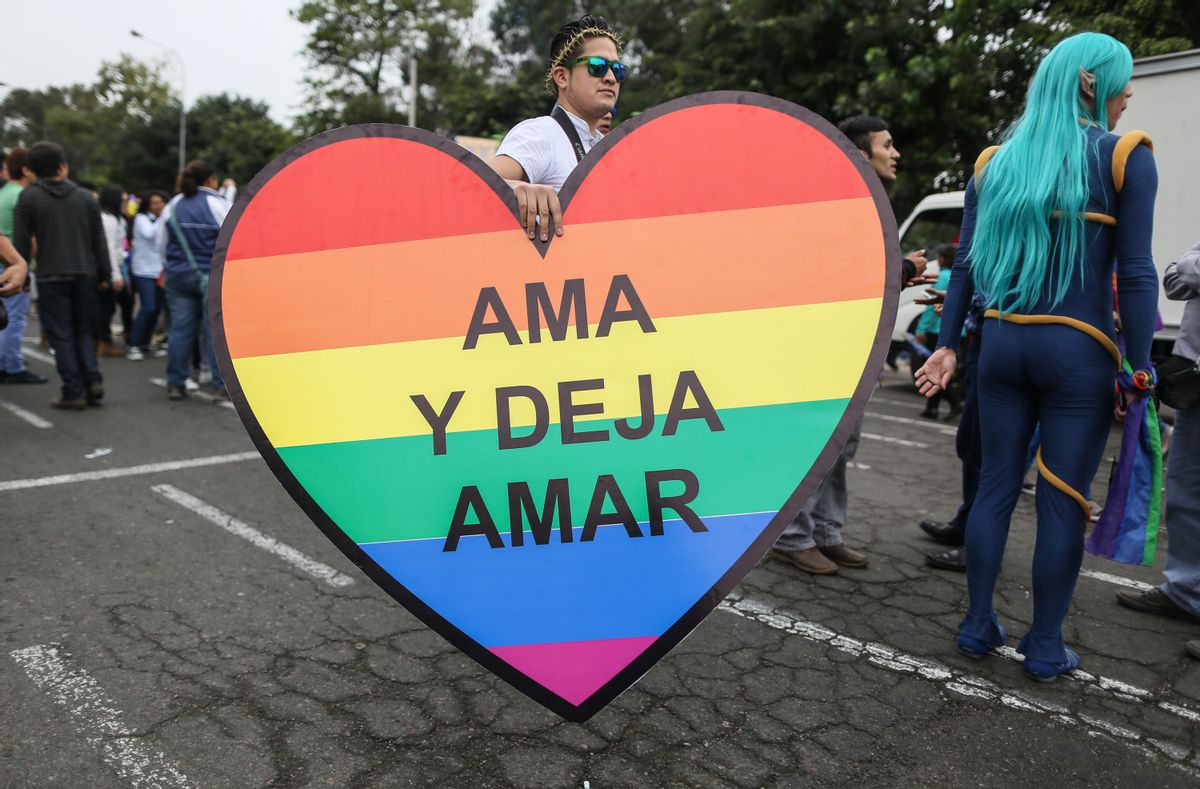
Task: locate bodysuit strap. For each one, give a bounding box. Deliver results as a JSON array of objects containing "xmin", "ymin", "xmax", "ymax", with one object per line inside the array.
[
  {"xmin": 973, "ymin": 146, "xmax": 1001, "ymax": 189},
  {"xmin": 1111, "ymin": 130, "xmax": 1153, "ymax": 193}
]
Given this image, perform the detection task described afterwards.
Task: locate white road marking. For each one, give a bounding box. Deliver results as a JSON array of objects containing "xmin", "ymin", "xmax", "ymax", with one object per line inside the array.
[
  {"xmin": 865, "ymin": 411, "xmax": 957, "ymax": 437},
  {"xmin": 1161, "ymin": 701, "xmax": 1200, "ymax": 724},
  {"xmin": 1080, "ymin": 570, "xmax": 1156, "ymax": 592},
  {"xmin": 720, "ymin": 595, "xmax": 1199, "ymax": 773},
  {"xmin": 871, "ymin": 396, "xmax": 928, "ymax": 410},
  {"xmin": 150, "ymin": 377, "xmax": 236, "ymax": 410},
  {"xmin": 0, "ymin": 451, "xmax": 260, "ymax": 493},
  {"xmin": 152, "ymin": 484, "xmax": 355, "ymax": 588},
  {"xmin": 10, "ymin": 644, "xmax": 193, "ymax": 789},
  {"xmin": 0, "ymin": 399, "xmax": 53, "ymax": 429},
  {"xmin": 861, "ymin": 432, "xmax": 929, "ymax": 449},
  {"xmin": 19, "ymin": 346, "xmax": 56, "ymax": 365}
]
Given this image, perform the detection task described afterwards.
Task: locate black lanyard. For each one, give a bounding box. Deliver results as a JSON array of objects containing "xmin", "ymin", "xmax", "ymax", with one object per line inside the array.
[{"xmin": 551, "ymin": 106, "xmax": 587, "ymax": 163}]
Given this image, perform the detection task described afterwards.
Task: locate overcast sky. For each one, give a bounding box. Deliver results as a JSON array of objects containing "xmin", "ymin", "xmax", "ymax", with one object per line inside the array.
[{"xmin": 4, "ymin": 0, "xmax": 494, "ymax": 127}]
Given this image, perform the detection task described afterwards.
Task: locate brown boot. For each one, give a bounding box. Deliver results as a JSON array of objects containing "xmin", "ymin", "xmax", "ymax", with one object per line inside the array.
[
  {"xmin": 771, "ymin": 547, "xmax": 838, "ymax": 575},
  {"xmin": 96, "ymin": 341, "xmax": 123, "ymax": 358},
  {"xmin": 819, "ymin": 543, "xmax": 869, "ymax": 568}
]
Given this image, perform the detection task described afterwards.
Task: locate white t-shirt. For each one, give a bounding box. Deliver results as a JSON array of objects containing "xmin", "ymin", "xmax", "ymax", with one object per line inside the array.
[
  {"xmin": 494, "ymin": 109, "xmax": 603, "ymax": 192},
  {"xmin": 100, "ymin": 213, "xmax": 126, "ymax": 283}
]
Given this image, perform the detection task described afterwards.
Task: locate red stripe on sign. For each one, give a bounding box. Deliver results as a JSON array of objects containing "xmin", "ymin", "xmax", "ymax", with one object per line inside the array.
[
  {"xmin": 565, "ymin": 103, "xmax": 872, "ymax": 224},
  {"xmin": 225, "ymin": 137, "xmax": 517, "ymax": 261}
]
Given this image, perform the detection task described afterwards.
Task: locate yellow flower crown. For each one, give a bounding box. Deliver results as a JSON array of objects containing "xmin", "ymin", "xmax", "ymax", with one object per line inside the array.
[{"xmin": 544, "ymin": 27, "xmax": 624, "ymax": 96}]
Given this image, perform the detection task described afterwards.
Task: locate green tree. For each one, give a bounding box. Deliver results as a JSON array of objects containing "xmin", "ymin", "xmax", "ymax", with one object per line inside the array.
[
  {"xmin": 0, "ymin": 55, "xmax": 174, "ymax": 187},
  {"xmin": 1052, "ymin": 0, "xmax": 1200, "ymax": 57},
  {"xmin": 190, "ymin": 94, "xmax": 295, "ymax": 186},
  {"xmin": 481, "ymin": 0, "xmax": 697, "ymax": 133},
  {"xmin": 477, "ymin": 0, "xmax": 1198, "ymax": 215},
  {"xmin": 292, "ymin": 0, "xmax": 474, "ymax": 134},
  {"xmin": 1, "ymin": 56, "xmax": 292, "ymax": 194}
]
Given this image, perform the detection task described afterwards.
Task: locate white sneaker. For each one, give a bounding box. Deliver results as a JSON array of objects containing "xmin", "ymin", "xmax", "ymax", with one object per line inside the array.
[
  {"xmin": 184, "ymin": 377, "xmax": 200, "ymax": 391},
  {"xmin": 126, "ymin": 347, "xmax": 145, "ymax": 361}
]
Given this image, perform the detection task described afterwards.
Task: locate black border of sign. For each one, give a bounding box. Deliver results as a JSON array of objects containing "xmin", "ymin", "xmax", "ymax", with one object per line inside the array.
[{"xmin": 208, "ymin": 91, "xmax": 901, "ymax": 723}]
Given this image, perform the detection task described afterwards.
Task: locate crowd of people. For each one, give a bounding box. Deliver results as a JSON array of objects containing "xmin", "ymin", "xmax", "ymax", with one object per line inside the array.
[
  {"xmin": 2, "ymin": 15, "xmax": 1197, "ymax": 685},
  {"xmin": 0, "ymin": 143, "xmax": 233, "ymax": 405}
]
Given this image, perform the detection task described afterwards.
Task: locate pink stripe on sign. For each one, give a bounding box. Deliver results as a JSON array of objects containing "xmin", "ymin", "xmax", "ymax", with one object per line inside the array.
[{"xmin": 490, "ymin": 636, "xmax": 659, "ymax": 705}]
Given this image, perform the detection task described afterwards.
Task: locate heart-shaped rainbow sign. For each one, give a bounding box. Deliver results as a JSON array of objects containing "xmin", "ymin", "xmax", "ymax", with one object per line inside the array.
[{"xmin": 211, "ymin": 92, "xmax": 898, "ymax": 721}]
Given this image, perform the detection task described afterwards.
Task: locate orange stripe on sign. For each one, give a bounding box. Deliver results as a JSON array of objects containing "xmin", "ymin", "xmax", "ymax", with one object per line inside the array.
[{"xmin": 222, "ymin": 198, "xmax": 886, "ymax": 360}]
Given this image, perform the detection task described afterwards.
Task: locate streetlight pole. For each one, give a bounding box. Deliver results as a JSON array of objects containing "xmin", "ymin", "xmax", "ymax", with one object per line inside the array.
[{"xmin": 130, "ymin": 29, "xmax": 186, "ymax": 174}]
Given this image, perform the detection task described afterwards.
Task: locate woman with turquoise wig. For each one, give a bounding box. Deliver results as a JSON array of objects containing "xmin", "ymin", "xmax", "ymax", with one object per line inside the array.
[{"xmin": 916, "ymin": 32, "xmax": 1159, "ymax": 681}]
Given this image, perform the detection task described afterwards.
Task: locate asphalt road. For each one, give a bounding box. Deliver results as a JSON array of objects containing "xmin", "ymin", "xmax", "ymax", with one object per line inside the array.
[{"xmin": 2, "ymin": 340, "xmax": 1199, "ymax": 788}]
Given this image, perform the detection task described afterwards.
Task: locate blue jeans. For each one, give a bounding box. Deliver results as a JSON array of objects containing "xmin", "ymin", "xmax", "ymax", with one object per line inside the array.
[
  {"xmin": 0, "ymin": 287, "xmax": 31, "ymax": 373},
  {"xmin": 1163, "ymin": 400, "xmax": 1200, "ymax": 616},
  {"xmin": 130, "ymin": 275, "xmax": 163, "ymax": 348},
  {"xmin": 165, "ymin": 272, "xmax": 224, "ymax": 391},
  {"xmin": 775, "ymin": 419, "xmax": 862, "ymax": 550}
]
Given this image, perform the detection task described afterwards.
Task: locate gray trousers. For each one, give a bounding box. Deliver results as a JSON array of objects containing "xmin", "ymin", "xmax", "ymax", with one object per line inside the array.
[
  {"xmin": 1163, "ymin": 401, "xmax": 1200, "ymax": 616},
  {"xmin": 775, "ymin": 420, "xmax": 862, "ymax": 551}
]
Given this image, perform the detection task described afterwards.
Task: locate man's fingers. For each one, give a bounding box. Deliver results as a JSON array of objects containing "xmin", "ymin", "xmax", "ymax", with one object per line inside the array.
[
  {"xmin": 548, "ymin": 192, "xmax": 564, "ymax": 237},
  {"xmin": 517, "ymin": 189, "xmax": 535, "ymax": 238},
  {"xmin": 537, "ymin": 191, "xmax": 551, "ymax": 242}
]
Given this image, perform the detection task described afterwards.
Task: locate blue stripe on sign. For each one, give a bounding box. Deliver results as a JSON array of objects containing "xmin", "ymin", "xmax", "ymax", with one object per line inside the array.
[{"xmin": 360, "ymin": 511, "xmax": 773, "ymax": 647}]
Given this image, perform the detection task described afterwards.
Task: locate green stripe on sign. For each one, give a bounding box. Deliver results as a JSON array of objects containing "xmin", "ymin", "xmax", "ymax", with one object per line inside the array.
[{"xmin": 277, "ymin": 398, "xmax": 850, "ymax": 543}]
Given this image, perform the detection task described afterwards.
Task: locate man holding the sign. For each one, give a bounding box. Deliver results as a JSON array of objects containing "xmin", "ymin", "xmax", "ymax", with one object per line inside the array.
[{"xmin": 490, "ymin": 15, "xmax": 625, "ymax": 241}]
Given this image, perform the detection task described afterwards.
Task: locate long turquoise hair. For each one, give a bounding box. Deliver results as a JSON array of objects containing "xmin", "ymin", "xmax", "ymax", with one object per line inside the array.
[{"xmin": 971, "ymin": 33, "xmax": 1133, "ymax": 312}]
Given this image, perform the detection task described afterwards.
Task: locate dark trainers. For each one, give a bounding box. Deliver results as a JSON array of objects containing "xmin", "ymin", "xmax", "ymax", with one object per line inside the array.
[
  {"xmin": 926, "ymin": 547, "xmax": 966, "ymax": 572},
  {"xmin": 818, "ymin": 543, "xmax": 869, "ymax": 568},
  {"xmin": 5, "ymin": 371, "xmax": 48, "ymax": 384},
  {"xmin": 771, "ymin": 547, "xmax": 838, "ymax": 575},
  {"xmin": 1116, "ymin": 588, "xmax": 1200, "ymax": 622},
  {"xmin": 86, "ymin": 385, "xmax": 104, "ymax": 406},
  {"xmin": 50, "ymin": 398, "xmax": 87, "ymax": 411},
  {"xmin": 919, "ymin": 520, "xmax": 965, "ymax": 546},
  {"xmin": 166, "ymin": 384, "xmax": 187, "ymax": 401}
]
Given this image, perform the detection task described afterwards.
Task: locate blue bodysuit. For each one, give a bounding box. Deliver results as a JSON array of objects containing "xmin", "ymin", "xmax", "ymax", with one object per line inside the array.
[{"xmin": 936, "ymin": 126, "xmax": 1159, "ymax": 666}]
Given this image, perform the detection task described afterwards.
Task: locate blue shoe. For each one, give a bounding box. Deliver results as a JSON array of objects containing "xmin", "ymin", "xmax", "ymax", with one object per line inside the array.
[
  {"xmin": 957, "ymin": 633, "xmax": 998, "ymax": 659},
  {"xmin": 1022, "ymin": 646, "xmax": 1081, "ymax": 682}
]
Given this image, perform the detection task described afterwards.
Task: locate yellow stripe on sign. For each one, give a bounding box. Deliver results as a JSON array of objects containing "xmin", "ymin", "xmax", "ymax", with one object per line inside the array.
[{"xmin": 234, "ymin": 299, "xmax": 883, "ymax": 449}]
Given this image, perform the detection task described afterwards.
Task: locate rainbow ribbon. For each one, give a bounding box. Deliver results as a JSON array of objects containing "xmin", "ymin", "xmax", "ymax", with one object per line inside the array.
[{"xmin": 1086, "ymin": 361, "xmax": 1162, "ymax": 566}]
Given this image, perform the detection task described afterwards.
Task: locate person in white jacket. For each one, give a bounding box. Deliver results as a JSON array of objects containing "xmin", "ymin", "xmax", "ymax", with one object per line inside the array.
[
  {"xmin": 96, "ymin": 185, "xmax": 128, "ymax": 357},
  {"xmin": 126, "ymin": 190, "xmax": 168, "ymax": 360}
]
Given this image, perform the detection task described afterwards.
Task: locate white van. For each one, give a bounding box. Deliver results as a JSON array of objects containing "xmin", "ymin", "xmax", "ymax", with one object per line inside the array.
[{"xmin": 893, "ymin": 191, "xmax": 964, "ymax": 350}]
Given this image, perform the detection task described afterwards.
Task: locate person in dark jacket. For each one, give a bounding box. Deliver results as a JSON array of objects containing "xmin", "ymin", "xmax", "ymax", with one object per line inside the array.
[{"xmin": 12, "ymin": 141, "xmax": 112, "ymax": 410}]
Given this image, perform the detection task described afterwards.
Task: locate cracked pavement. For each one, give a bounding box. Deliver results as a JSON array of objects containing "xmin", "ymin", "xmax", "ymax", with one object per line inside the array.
[{"xmin": 2, "ymin": 355, "xmax": 1199, "ymax": 788}]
